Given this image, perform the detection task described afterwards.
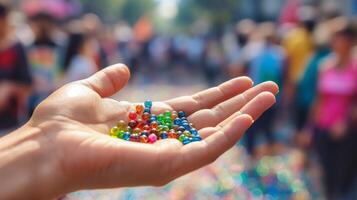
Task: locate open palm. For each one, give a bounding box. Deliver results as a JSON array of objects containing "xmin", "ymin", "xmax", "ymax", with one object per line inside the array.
[{"xmin": 28, "ymin": 64, "xmax": 278, "ymax": 193}]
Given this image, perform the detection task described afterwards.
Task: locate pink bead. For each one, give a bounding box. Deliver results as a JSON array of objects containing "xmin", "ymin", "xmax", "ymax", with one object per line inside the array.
[{"xmin": 148, "ymin": 133, "xmax": 157, "ymax": 143}]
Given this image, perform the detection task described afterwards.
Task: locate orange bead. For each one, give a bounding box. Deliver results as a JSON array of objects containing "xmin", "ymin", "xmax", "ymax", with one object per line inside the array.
[{"xmin": 136, "ymin": 105, "xmax": 144, "ymax": 114}]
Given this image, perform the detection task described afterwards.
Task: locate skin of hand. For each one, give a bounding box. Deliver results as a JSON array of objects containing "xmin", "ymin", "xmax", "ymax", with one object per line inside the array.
[{"xmin": 0, "ymin": 64, "xmax": 278, "ymax": 200}]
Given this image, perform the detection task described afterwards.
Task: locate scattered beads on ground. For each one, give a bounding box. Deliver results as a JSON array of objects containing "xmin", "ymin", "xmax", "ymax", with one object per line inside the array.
[{"xmin": 109, "ymin": 100, "xmax": 202, "ymax": 145}]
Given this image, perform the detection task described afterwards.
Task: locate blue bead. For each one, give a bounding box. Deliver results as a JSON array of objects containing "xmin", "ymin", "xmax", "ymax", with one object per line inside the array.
[
  {"xmin": 144, "ymin": 108, "xmax": 151, "ymax": 114},
  {"xmin": 192, "ymin": 136, "xmax": 201, "ymax": 142},
  {"xmin": 174, "ymin": 118, "xmax": 181, "ymax": 125},
  {"xmin": 178, "ymin": 111, "xmax": 186, "ymax": 118},
  {"xmin": 182, "ymin": 122, "xmax": 190, "ymax": 129},
  {"xmin": 123, "ymin": 132, "xmax": 130, "ymax": 141},
  {"xmin": 190, "ymin": 128, "xmax": 198, "ymax": 135},
  {"xmin": 160, "ymin": 132, "xmax": 168, "ymax": 139},
  {"xmin": 141, "ymin": 130, "xmax": 149, "ymax": 136},
  {"xmin": 144, "ymin": 100, "xmax": 152, "ymax": 108},
  {"xmin": 150, "ymin": 114, "xmax": 157, "ymax": 120},
  {"xmin": 182, "ymin": 139, "xmax": 190, "ymax": 145}
]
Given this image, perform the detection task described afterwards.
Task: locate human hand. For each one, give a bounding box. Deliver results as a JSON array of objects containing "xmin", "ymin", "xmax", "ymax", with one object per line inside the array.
[{"xmin": 0, "ymin": 64, "xmax": 278, "ymax": 199}]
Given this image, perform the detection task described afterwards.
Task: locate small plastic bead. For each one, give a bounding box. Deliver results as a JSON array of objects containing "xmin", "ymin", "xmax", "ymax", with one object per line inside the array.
[
  {"xmin": 143, "ymin": 124, "xmax": 150, "ymax": 131},
  {"xmin": 157, "ymin": 114, "xmax": 164, "ymax": 122},
  {"xmin": 162, "ymin": 125, "xmax": 169, "ymax": 132},
  {"xmin": 136, "ymin": 104, "xmax": 144, "ymax": 114},
  {"xmin": 144, "ymin": 100, "xmax": 153, "ymax": 108},
  {"xmin": 117, "ymin": 120, "xmax": 126, "ymax": 130},
  {"xmin": 110, "ymin": 126, "xmax": 118, "ymax": 136},
  {"xmin": 117, "ymin": 130, "xmax": 124, "ymax": 139},
  {"xmin": 141, "ymin": 130, "xmax": 149, "ymax": 136},
  {"xmin": 133, "ymin": 127, "xmax": 141, "ymax": 134},
  {"xmin": 190, "ymin": 128, "xmax": 198, "ymax": 136},
  {"xmin": 136, "ymin": 119, "xmax": 144, "ymax": 129},
  {"xmin": 128, "ymin": 110, "xmax": 137, "ymax": 120},
  {"xmin": 140, "ymin": 135, "xmax": 148, "ymax": 143},
  {"xmin": 128, "ymin": 120, "xmax": 137, "ymax": 129},
  {"xmin": 192, "ymin": 136, "xmax": 202, "ymax": 142},
  {"xmin": 168, "ymin": 129, "xmax": 176, "ymax": 138},
  {"xmin": 123, "ymin": 132, "xmax": 130, "ymax": 141},
  {"xmin": 144, "ymin": 108, "xmax": 151, "ymax": 114},
  {"xmin": 126, "ymin": 126, "xmax": 132, "ymax": 133},
  {"xmin": 160, "ymin": 131, "xmax": 168, "ymax": 139},
  {"xmin": 150, "ymin": 128, "xmax": 158, "ymax": 135},
  {"xmin": 177, "ymin": 126, "xmax": 186, "ymax": 132},
  {"xmin": 182, "ymin": 138, "xmax": 191, "ymax": 145},
  {"xmin": 171, "ymin": 111, "xmax": 178, "ymax": 120},
  {"xmin": 150, "ymin": 121, "xmax": 158, "ymax": 129},
  {"xmin": 148, "ymin": 133, "xmax": 157, "ymax": 143},
  {"xmin": 178, "ymin": 111, "xmax": 185, "ymax": 118},
  {"xmin": 142, "ymin": 112, "xmax": 150, "ymax": 121},
  {"xmin": 174, "ymin": 118, "xmax": 181, "ymax": 125},
  {"xmin": 178, "ymin": 134, "xmax": 186, "ymax": 142},
  {"xmin": 164, "ymin": 110, "xmax": 171, "ymax": 117},
  {"xmin": 183, "ymin": 130, "xmax": 191, "ymax": 137}
]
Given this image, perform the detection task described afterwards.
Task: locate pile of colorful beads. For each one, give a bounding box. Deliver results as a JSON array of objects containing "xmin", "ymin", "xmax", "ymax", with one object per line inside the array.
[{"xmin": 109, "ymin": 100, "xmax": 202, "ymax": 145}]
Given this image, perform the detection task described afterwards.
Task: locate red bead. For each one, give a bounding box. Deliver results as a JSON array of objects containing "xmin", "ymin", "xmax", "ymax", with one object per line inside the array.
[
  {"xmin": 136, "ymin": 105, "xmax": 144, "ymax": 114},
  {"xmin": 136, "ymin": 119, "xmax": 144, "ymax": 129},
  {"xmin": 150, "ymin": 121, "xmax": 158, "ymax": 129},
  {"xmin": 143, "ymin": 125, "xmax": 150, "ymax": 131},
  {"xmin": 128, "ymin": 120, "xmax": 137, "ymax": 129},
  {"xmin": 128, "ymin": 110, "xmax": 137, "ymax": 120},
  {"xmin": 150, "ymin": 128, "xmax": 158, "ymax": 135},
  {"xmin": 142, "ymin": 112, "xmax": 150, "ymax": 121}
]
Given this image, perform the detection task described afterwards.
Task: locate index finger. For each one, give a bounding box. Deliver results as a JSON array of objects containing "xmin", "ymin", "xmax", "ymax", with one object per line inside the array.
[{"xmin": 165, "ymin": 77, "xmax": 253, "ymax": 115}]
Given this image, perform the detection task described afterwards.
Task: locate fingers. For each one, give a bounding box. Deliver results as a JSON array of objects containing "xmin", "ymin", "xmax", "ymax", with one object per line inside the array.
[
  {"xmin": 199, "ymin": 92, "xmax": 276, "ymax": 139},
  {"xmin": 165, "ymin": 77, "xmax": 253, "ymax": 115},
  {"xmin": 81, "ymin": 63, "xmax": 130, "ymax": 97},
  {"xmin": 188, "ymin": 81, "xmax": 278, "ymax": 129},
  {"xmin": 170, "ymin": 114, "xmax": 253, "ymax": 177},
  {"xmin": 219, "ymin": 91, "xmax": 276, "ymax": 127}
]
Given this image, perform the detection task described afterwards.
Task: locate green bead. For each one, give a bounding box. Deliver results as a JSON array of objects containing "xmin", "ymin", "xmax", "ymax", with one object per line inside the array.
[
  {"xmin": 157, "ymin": 114, "xmax": 164, "ymax": 122},
  {"xmin": 164, "ymin": 110, "xmax": 171, "ymax": 117},
  {"xmin": 179, "ymin": 134, "xmax": 185, "ymax": 142},
  {"xmin": 157, "ymin": 125, "xmax": 164, "ymax": 132},
  {"xmin": 164, "ymin": 116, "xmax": 172, "ymax": 123},
  {"xmin": 117, "ymin": 130, "xmax": 124, "ymax": 139},
  {"xmin": 165, "ymin": 122, "xmax": 173, "ymax": 129},
  {"xmin": 162, "ymin": 125, "xmax": 169, "ymax": 132},
  {"xmin": 127, "ymin": 126, "xmax": 132, "ymax": 133}
]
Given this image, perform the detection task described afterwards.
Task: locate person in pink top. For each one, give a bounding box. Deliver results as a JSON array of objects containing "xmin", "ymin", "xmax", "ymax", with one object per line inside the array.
[{"xmin": 310, "ymin": 24, "xmax": 357, "ymax": 199}]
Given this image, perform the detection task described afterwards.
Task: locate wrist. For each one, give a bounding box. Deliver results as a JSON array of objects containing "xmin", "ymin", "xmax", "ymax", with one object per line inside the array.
[{"xmin": 0, "ymin": 123, "xmax": 68, "ymax": 199}]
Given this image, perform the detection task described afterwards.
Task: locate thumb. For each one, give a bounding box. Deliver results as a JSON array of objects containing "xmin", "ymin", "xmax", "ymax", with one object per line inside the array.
[{"xmin": 81, "ymin": 63, "xmax": 130, "ymax": 97}]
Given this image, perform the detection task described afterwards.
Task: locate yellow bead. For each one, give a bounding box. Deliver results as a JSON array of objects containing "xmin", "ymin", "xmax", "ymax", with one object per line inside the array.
[
  {"xmin": 117, "ymin": 120, "xmax": 126, "ymax": 130},
  {"xmin": 110, "ymin": 126, "xmax": 118, "ymax": 136}
]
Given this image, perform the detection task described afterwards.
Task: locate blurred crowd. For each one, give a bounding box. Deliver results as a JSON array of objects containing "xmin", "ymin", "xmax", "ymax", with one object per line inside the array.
[{"xmin": 0, "ymin": 1, "xmax": 356, "ymax": 199}]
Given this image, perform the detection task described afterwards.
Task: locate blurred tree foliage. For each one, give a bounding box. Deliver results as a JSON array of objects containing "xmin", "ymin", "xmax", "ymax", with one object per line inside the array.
[
  {"xmin": 79, "ymin": 0, "xmax": 155, "ymax": 24},
  {"xmin": 176, "ymin": 0, "xmax": 241, "ymax": 35}
]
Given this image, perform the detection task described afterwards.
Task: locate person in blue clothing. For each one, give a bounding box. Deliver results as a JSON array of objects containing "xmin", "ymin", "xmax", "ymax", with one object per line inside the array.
[{"xmin": 242, "ymin": 22, "xmax": 286, "ymax": 156}]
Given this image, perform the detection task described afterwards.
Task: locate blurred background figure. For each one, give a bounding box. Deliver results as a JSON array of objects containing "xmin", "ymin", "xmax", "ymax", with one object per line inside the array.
[
  {"xmin": 63, "ymin": 27, "xmax": 98, "ymax": 83},
  {"xmin": 0, "ymin": 3, "xmax": 31, "ymax": 133},
  {"xmin": 0, "ymin": 0, "xmax": 356, "ymax": 199},
  {"xmin": 26, "ymin": 12, "xmax": 62, "ymax": 115},
  {"xmin": 308, "ymin": 22, "xmax": 357, "ymax": 199},
  {"xmin": 243, "ymin": 22, "xmax": 285, "ymax": 158}
]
